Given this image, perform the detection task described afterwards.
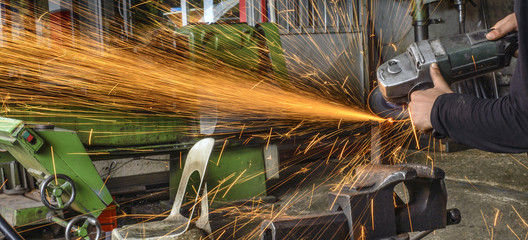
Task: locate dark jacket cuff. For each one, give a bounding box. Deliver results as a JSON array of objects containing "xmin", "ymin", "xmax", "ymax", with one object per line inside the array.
[{"xmin": 430, "ymin": 93, "xmax": 452, "ymax": 138}]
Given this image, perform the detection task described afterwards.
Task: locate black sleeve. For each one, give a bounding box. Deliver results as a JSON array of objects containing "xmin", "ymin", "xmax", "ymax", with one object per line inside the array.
[{"xmin": 430, "ymin": 0, "xmax": 528, "ymax": 153}]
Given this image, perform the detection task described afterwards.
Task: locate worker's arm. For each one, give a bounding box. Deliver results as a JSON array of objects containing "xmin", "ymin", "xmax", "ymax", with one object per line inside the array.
[{"xmin": 409, "ymin": 9, "xmax": 528, "ymax": 153}]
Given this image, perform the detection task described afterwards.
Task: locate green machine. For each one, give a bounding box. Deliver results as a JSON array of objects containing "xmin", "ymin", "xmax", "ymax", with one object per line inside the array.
[
  {"xmin": 0, "ymin": 118, "xmax": 113, "ymax": 239},
  {"xmin": 0, "ymin": 22, "xmax": 289, "ymax": 239},
  {"xmin": 176, "ymin": 22, "xmax": 289, "ymax": 84}
]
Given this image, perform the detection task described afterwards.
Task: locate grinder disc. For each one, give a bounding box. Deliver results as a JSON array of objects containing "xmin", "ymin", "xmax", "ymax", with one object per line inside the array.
[{"xmin": 368, "ymin": 87, "xmax": 409, "ymax": 120}]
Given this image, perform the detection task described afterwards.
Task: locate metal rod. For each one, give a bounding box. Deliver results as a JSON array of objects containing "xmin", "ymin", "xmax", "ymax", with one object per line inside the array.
[
  {"xmin": 323, "ymin": 0, "xmax": 327, "ymax": 32},
  {"xmin": 48, "ymin": 215, "xmax": 69, "ymax": 228},
  {"xmin": 492, "ymin": 73, "xmax": 500, "ymax": 98},
  {"xmin": 311, "ymin": 0, "xmax": 315, "ymax": 33},
  {"xmin": 480, "ymin": 0, "xmax": 489, "ymax": 29},
  {"xmin": 0, "ymin": 214, "xmax": 23, "ymax": 240},
  {"xmin": 457, "ymin": 3, "xmax": 465, "ymax": 34},
  {"xmin": 269, "ymin": 0, "xmax": 276, "ymax": 23},
  {"xmin": 472, "ymin": 79, "xmax": 481, "ymax": 98},
  {"xmin": 370, "ymin": 121, "xmax": 392, "ymax": 164},
  {"xmin": 286, "ymin": 0, "xmax": 290, "ymax": 31},
  {"xmin": 413, "ymin": 0, "xmax": 429, "ymax": 41},
  {"xmin": 478, "ymin": 80, "xmax": 488, "ymax": 99},
  {"xmin": 370, "ymin": 122, "xmax": 382, "ymax": 164},
  {"xmin": 181, "ymin": 0, "xmax": 189, "ymax": 26}
]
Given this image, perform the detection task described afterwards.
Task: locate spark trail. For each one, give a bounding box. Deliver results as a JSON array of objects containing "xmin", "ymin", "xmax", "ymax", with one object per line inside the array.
[
  {"xmin": 0, "ymin": 10, "xmax": 382, "ymax": 128},
  {"xmin": 0, "ymin": 1, "xmax": 426, "ymax": 239}
]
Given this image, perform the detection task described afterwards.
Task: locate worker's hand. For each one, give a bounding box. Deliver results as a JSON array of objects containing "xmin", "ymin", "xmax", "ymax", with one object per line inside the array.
[
  {"xmin": 487, "ymin": 13, "xmax": 518, "ymax": 57},
  {"xmin": 409, "ymin": 63, "xmax": 454, "ymax": 131},
  {"xmin": 486, "ymin": 13, "xmax": 518, "ymax": 40}
]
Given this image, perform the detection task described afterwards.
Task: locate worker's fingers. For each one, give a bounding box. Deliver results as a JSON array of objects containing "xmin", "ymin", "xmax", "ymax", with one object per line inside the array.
[
  {"xmin": 430, "ymin": 63, "xmax": 453, "ymax": 93},
  {"xmin": 487, "ymin": 13, "xmax": 517, "ymax": 40}
]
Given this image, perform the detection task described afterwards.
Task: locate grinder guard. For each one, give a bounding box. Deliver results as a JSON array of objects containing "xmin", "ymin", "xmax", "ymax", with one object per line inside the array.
[{"xmin": 368, "ymin": 86, "xmax": 409, "ymax": 120}]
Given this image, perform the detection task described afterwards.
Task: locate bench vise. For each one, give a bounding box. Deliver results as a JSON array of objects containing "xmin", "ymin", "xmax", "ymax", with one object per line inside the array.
[{"xmin": 260, "ymin": 164, "xmax": 460, "ymax": 240}]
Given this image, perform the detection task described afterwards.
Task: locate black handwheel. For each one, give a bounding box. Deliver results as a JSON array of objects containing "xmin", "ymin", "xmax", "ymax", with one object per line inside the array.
[
  {"xmin": 40, "ymin": 174, "xmax": 76, "ymax": 210},
  {"xmin": 65, "ymin": 215, "xmax": 102, "ymax": 240}
]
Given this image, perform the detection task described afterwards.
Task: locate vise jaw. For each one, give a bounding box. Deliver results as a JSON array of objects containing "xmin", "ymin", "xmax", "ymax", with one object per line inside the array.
[{"xmin": 329, "ymin": 164, "xmax": 459, "ymax": 240}]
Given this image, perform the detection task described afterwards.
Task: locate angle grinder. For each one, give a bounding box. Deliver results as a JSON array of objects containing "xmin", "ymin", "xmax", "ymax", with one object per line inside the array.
[{"xmin": 369, "ymin": 29, "xmax": 518, "ymax": 120}]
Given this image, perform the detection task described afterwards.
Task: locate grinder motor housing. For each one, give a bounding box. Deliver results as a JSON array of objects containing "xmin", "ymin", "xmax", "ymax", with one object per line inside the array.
[{"xmin": 376, "ymin": 29, "xmax": 518, "ymax": 104}]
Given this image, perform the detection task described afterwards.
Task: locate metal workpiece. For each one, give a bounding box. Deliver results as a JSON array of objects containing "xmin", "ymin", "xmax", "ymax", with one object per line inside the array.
[
  {"xmin": 370, "ymin": 120, "xmax": 399, "ymax": 165},
  {"xmin": 376, "ymin": 29, "xmax": 518, "ymax": 105},
  {"xmin": 260, "ymin": 164, "xmax": 459, "ymax": 240}
]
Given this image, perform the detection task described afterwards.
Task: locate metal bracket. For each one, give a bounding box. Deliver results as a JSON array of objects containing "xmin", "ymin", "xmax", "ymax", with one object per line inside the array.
[
  {"xmin": 111, "ymin": 138, "xmax": 216, "ymax": 240},
  {"xmin": 166, "ymin": 138, "xmax": 215, "ymax": 234}
]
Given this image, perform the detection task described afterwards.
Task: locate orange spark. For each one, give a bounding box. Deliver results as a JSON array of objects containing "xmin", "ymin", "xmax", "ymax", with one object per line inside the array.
[
  {"xmin": 217, "ymin": 139, "xmax": 228, "ymax": 166},
  {"xmin": 51, "ymin": 146, "xmax": 57, "ymax": 185},
  {"xmin": 0, "ymin": 179, "xmax": 7, "ymax": 190}
]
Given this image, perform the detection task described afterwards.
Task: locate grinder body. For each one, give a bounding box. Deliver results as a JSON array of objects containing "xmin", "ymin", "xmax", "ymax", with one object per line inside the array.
[{"xmin": 376, "ymin": 29, "xmax": 518, "ymax": 105}]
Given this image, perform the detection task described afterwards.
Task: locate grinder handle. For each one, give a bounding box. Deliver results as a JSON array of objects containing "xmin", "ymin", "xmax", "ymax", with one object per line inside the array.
[{"xmin": 493, "ymin": 29, "xmax": 519, "ymax": 64}]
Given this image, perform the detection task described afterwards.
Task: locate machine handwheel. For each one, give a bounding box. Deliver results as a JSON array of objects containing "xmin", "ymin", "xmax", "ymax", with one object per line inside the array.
[
  {"xmin": 40, "ymin": 174, "xmax": 76, "ymax": 210},
  {"xmin": 65, "ymin": 215, "xmax": 102, "ymax": 240}
]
